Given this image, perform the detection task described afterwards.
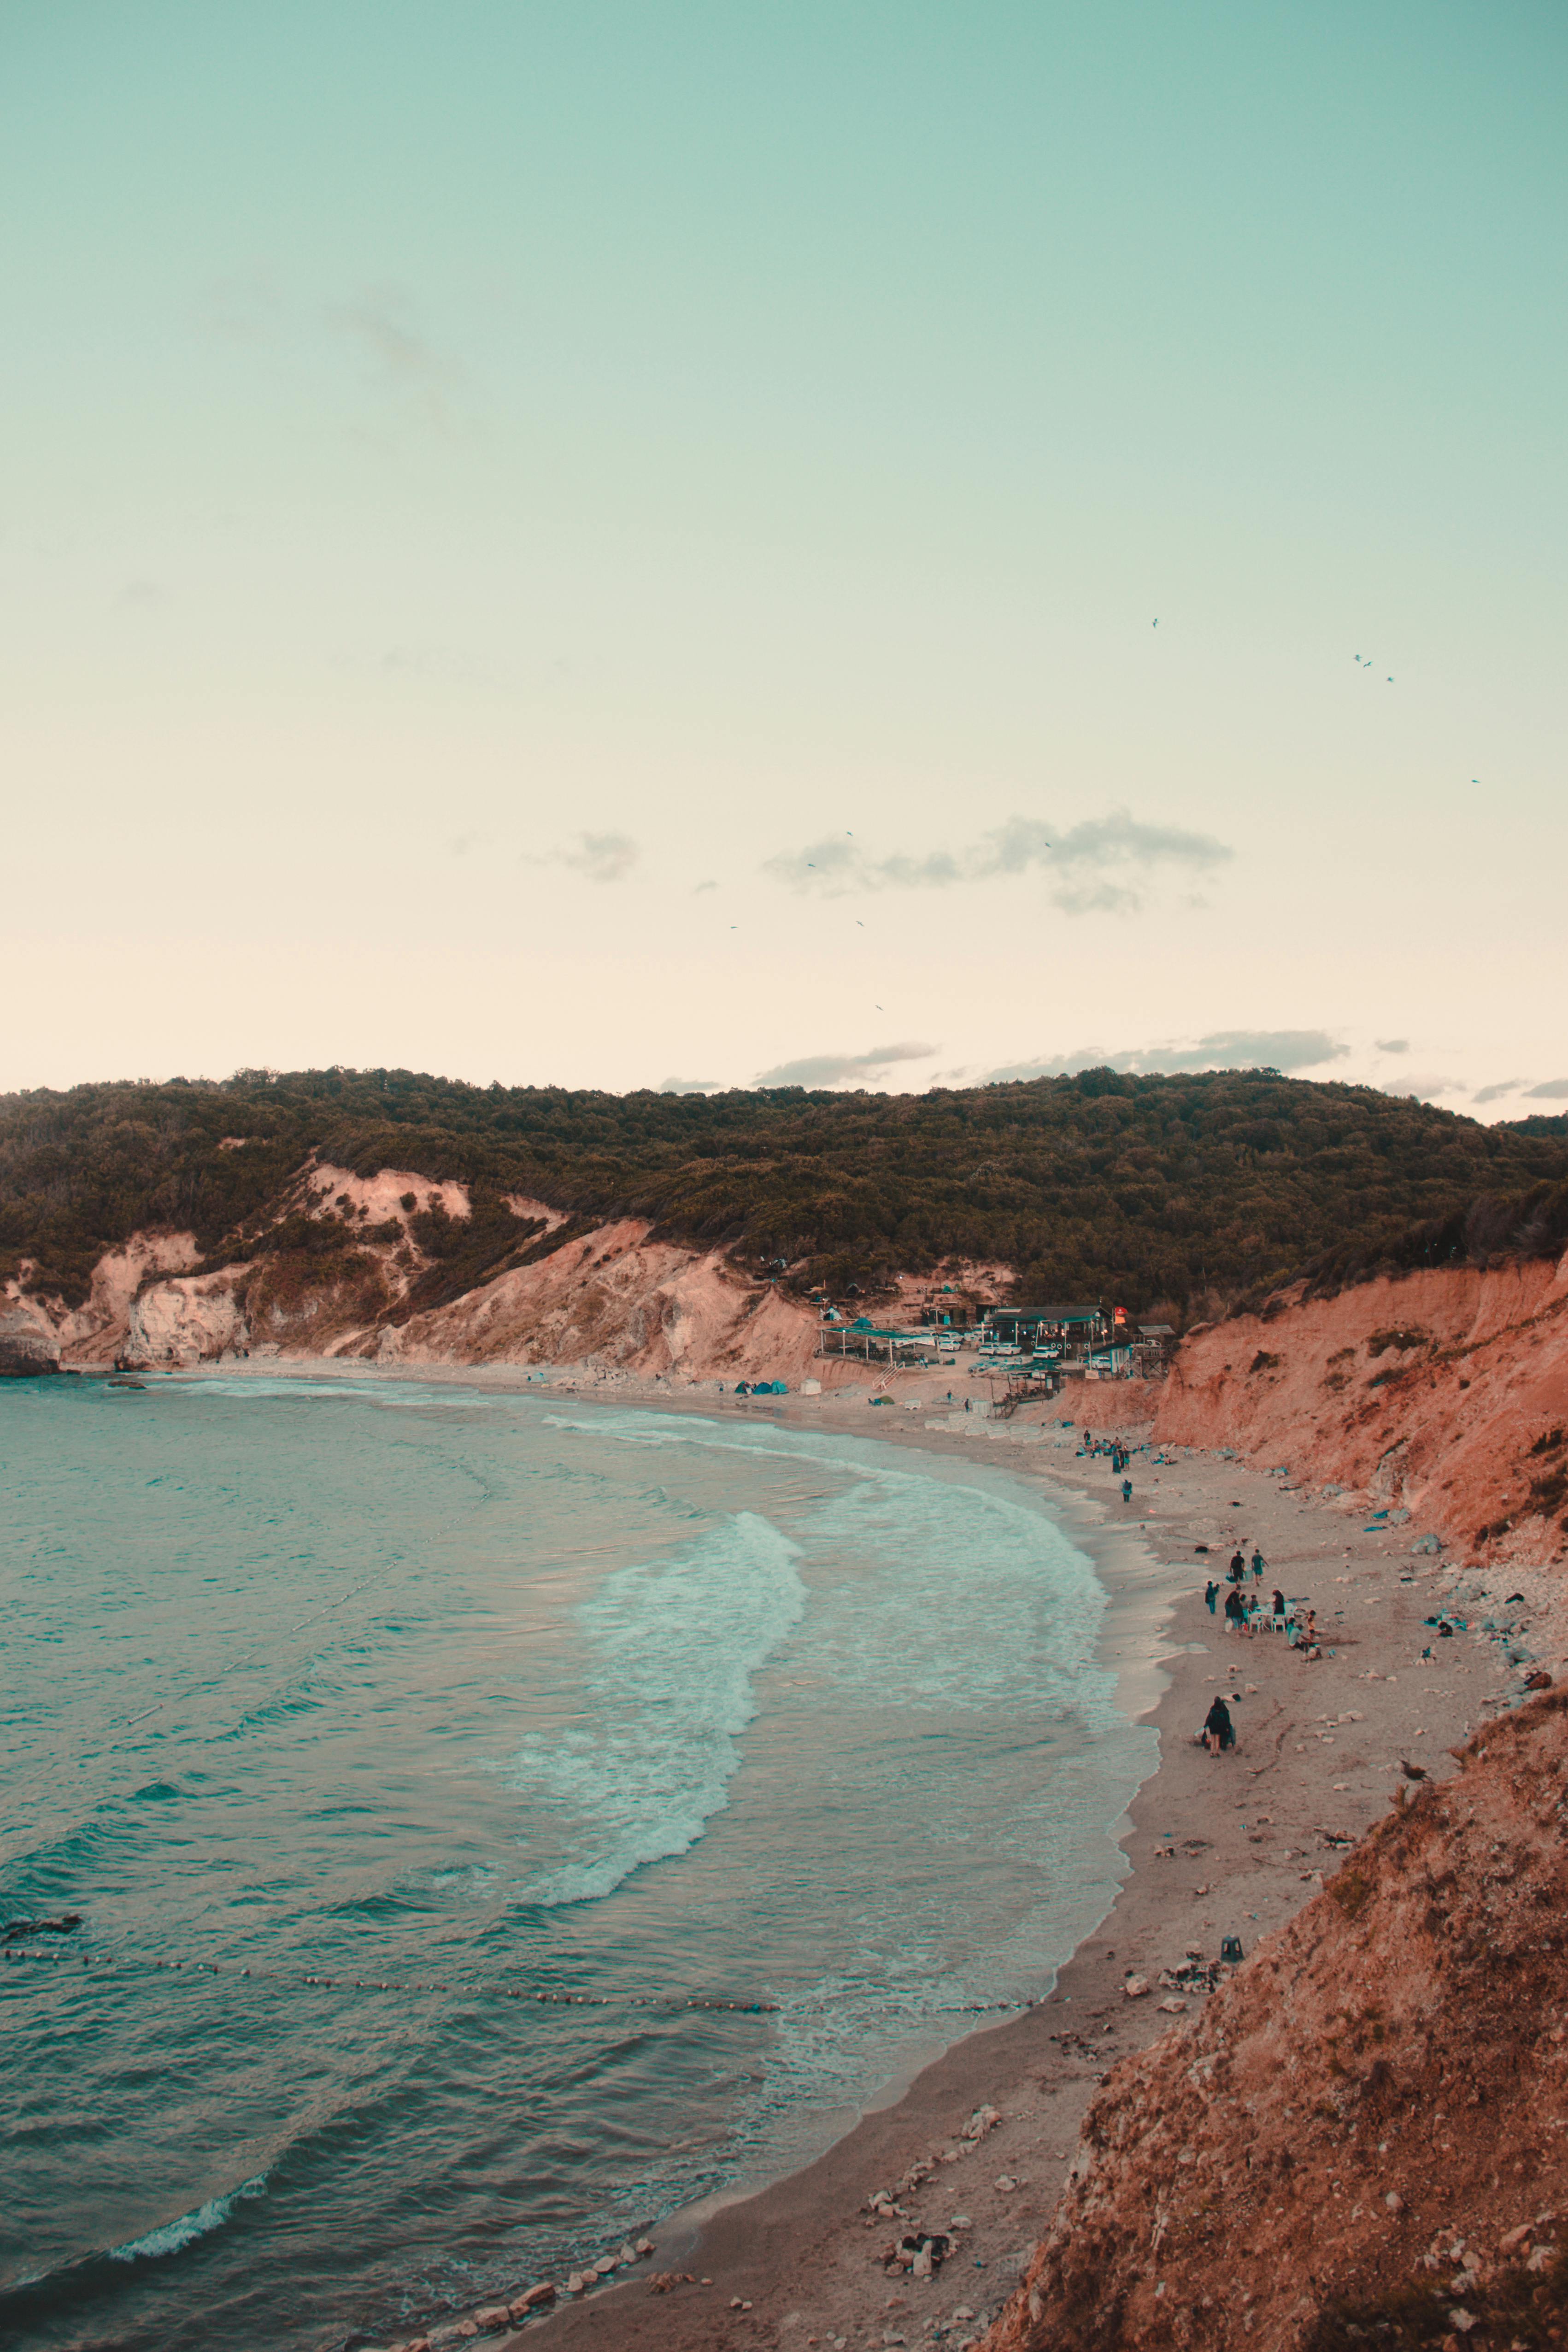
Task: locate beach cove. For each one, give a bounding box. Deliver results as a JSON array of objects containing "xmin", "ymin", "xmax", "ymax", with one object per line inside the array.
[
  {"xmin": 287, "ymin": 1361, "xmax": 1560, "ymax": 2352},
  {"xmin": 1, "ymin": 1369, "xmax": 1139, "ymax": 2352},
  {"xmin": 5, "ymin": 1361, "xmax": 1557, "ymax": 2352}
]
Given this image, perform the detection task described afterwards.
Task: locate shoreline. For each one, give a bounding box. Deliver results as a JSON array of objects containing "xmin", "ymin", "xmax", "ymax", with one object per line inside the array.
[{"xmin": 146, "ymin": 1358, "xmax": 1561, "ymax": 2350}]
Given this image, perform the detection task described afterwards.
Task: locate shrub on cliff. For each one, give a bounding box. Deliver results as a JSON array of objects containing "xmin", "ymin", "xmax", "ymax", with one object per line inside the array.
[{"xmin": 1, "ymin": 1067, "xmax": 1564, "ymax": 1315}]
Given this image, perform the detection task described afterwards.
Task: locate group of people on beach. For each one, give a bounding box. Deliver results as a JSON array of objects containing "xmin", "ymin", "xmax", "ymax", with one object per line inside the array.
[
  {"xmin": 1198, "ymin": 1538, "xmax": 1327, "ymax": 1753},
  {"xmin": 1080, "ymin": 1430, "xmax": 1137, "ymax": 1503},
  {"xmin": 1210, "ymin": 1579, "xmax": 1290, "ymax": 1636}
]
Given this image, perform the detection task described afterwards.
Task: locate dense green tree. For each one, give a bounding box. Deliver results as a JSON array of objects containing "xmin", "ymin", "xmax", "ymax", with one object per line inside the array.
[{"xmin": 1, "ymin": 1066, "xmax": 1562, "ymax": 1317}]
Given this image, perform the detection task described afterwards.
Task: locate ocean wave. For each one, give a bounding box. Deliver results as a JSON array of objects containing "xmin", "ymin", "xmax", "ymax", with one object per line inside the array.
[
  {"xmin": 109, "ymin": 2172, "xmax": 268, "ymax": 2263},
  {"xmin": 507, "ymin": 1510, "xmax": 805, "ymax": 1905}
]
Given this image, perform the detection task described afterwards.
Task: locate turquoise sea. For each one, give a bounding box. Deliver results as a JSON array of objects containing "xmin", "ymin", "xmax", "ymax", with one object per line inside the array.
[{"xmin": 0, "ymin": 1375, "xmax": 1152, "ymax": 2350}]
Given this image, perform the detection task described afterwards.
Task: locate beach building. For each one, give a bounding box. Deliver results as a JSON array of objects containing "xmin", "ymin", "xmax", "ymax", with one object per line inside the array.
[
  {"xmin": 816, "ymin": 1315, "xmax": 930, "ymax": 1367},
  {"xmin": 982, "ymin": 1303, "xmax": 1108, "ymax": 1354},
  {"xmin": 980, "ymin": 1303, "xmax": 1140, "ymax": 1379}
]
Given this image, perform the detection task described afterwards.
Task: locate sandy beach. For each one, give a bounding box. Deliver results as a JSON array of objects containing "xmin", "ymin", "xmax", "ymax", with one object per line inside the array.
[{"xmin": 171, "ymin": 1357, "xmax": 1564, "ymax": 2352}]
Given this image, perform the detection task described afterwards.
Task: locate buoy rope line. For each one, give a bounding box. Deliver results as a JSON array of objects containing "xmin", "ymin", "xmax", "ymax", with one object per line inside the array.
[{"xmin": 0, "ymin": 1945, "xmax": 1038, "ymax": 2017}]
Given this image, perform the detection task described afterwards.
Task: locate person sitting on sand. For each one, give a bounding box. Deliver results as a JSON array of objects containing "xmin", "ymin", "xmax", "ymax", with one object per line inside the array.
[{"xmin": 1203, "ymin": 1696, "xmax": 1237, "ymax": 1753}]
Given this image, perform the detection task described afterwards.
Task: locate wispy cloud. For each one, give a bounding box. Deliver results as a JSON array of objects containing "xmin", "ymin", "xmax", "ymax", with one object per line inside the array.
[
  {"xmin": 657, "ymin": 1076, "xmax": 726, "ymax": 1094},
  {"xmin": 1472, "ymin": 1078, "xmax": 1527, "ymax": 1105},
  {"xmin": 198, "ymin": 273, "xmax": 463, "ymax": 428},
  {"xmin": 1524, "ymin": 1079, "xmax": 1568, "ymax": 1100},
  {"xmin": 327, "ymin": 285, "xmax": 458, "ymax": 425},
  {"xmin": 754, "ymin": 1040, "xmax": 937, "ymax": 1089},
  {"xmin": 1386, "ymin": 1073, "xmax": 1468, "ymax": 1101},
  {"xmin": 986, "ymin": 1029, "xmax": 1348, "ymax": 1083},
  {"xmin": 763, "ymin": 808, "xmax": 1231, "ymax": 914},
  {"xmin": 1375, "ymin": 1038, "xmax": 1409, "ymax": 1054},
  {"xmin": 534, "ymin": 831, "xmax": 640, "ymax": 883}
]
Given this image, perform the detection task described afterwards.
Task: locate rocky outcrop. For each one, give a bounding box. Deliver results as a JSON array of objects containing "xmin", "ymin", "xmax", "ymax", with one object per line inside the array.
[
  {"xmin": 13, "ymin": 1173, "xmax": 840, "ymax": 1381},
  {"xmin": 352, "ymin": 1218, "xmax": 827, "ymax": 1383},
  {"xmin": 53, "ymin": 1231, "xmax": 201, "ymax": 1363},
  {"xmin": 1151, "ymin": 1251, "xmax": 1568, "ymax": 1566},
  {"xmin": 986, "ymin": 1687, "xmax": 1568, "ymax": 2352},
  {"xmin": 125, "ymin": 1268, "xmax": 255, "ymax": 1366},
  {"xmin": 0, "ymin": 1298, "xmax": 60, "ymax": 1375}
]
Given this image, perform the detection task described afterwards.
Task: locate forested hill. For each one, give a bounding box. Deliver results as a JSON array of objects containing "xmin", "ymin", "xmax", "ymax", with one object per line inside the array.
[{"xmin": 2, "ymin": 1067, "xmax": 1565, "ymax": 1319}]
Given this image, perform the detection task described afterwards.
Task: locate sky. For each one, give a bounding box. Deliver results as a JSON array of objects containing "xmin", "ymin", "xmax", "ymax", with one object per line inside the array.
[{"xmin": 2, "ymin": 1, "xmax": 1564, "ymax": 1113}]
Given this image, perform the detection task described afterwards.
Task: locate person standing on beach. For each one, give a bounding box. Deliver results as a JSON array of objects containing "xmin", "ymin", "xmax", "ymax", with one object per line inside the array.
[
  {"xmin": 1251, "ymin": 1547, "xmax": 1265, "ymax": 1581},
  {"xmin": 1205, "ymin": 1580, "xmax": 1219, "ymax": 1615},
  {"xmin": 1203, "ymin": 1696, "xmax": 1236, "ymax": 1753},
  {"xmin": 1229, "ymin": 1549, "xmax": 1245, "ymax": 1583},
  {"xmin": 1121, "ymin": 1476, "xmax": 1133, "ymax": 1503}
]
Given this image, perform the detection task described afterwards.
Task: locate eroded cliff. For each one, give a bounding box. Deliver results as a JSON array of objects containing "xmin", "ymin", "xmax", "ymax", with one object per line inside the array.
[
  {"xmin": 1152, "ymin": 1254, "xmax": 1568, "ymax": 1567},
  {"xmin": 986, "ymin": 1689, "xmax": 1568, "ymax": 2352},
  {"xmin": 4, "ymin": 1157, "xmax": 837, "ymax": 1385}
]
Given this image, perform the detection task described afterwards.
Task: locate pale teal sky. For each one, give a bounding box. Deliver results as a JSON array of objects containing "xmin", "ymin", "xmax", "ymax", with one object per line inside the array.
[{"xmin": 2, "ymin": 3, "xmax": 1564, "ymax": 1108}]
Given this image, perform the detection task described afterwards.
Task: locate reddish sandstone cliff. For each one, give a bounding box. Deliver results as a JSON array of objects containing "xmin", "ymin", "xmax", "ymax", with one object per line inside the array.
[
  {"xmin": 1152, "ymin": 1253, "xmax": 1568, "ymax": 1567},
  {"xmin": 986, "ymin": 1689, "xmax": 1568, "ymax": 2352}
]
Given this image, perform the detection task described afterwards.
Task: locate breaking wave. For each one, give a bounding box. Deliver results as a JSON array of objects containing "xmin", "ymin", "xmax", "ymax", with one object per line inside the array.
[
  {"xmin": 109, "ymin": 2174, "xmax": 268, "ymax": 2263},
  {"xmin": 507, "ymin": 1510, "xmax": 805, "ymax": 1905}
]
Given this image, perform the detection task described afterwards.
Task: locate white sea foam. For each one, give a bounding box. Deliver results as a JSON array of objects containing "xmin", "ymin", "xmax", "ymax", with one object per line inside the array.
[
  {"xmin": 508, "ymin": 1510, "xmax": 806, "ymax": 1904},
  {"xmin": 547, "ymin": 1406, "xmax": 1110, "ymax": 1711},
  {"xmin": 109, "ymin": 2173, "xmax": 267, "ymax": 2262}
]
